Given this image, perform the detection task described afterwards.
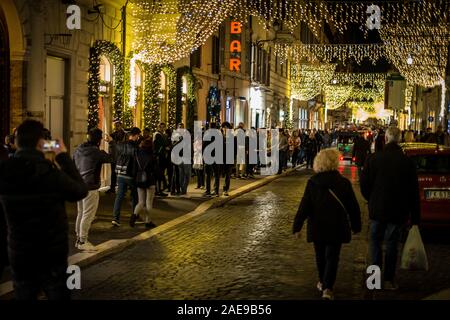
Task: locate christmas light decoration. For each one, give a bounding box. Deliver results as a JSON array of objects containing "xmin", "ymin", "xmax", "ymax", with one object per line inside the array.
[
  {"xmin": 325, "ymin": 85, "xmax": 353, "ymax": 110},
  {"xmin": 88, "ymin": 41, "xmax": 125, "ymax": 131},
  {"xmin": 176, "ymin": 66, "xmax": 198, "ymax": 131},
  {"xmin": 291, "ymin": 63, "xmax": 336, "ymax": 101},
  {"xmin": 130, "ymin": 0, "xmax": 236, "ymax": 64},
  {"xmin": 379, "ymin": 24, "xmax": 449, "ymax": 87}
]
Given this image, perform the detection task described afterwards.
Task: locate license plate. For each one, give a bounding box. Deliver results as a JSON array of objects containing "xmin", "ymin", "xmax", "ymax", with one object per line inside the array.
[{"xmin": 425, "ymin": 190, "xmax": 450, "ymax": 200}]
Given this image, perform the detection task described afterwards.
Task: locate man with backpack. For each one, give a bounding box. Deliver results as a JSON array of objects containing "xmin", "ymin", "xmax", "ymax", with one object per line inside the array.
[
  {"xmin": 112, "ymin": 127, "xmax": 141, "ymax": 227},
  {"xmin": 73, "ymin": 128, "xmax": 113, "ymax": 250}
]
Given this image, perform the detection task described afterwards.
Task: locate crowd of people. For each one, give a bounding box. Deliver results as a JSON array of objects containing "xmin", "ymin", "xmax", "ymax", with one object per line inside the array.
[{"xmin": 0, "ymin": 118, "xmax": 449, "ymax": 300}]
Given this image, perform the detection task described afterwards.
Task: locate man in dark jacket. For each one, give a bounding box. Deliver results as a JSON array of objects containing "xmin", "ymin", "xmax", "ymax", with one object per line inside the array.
[
  {"xmin": 352, "ymin": 133, "xmax": 371, "ymax": 179},
  {"xmin": 112, "ymin": 127, "xmax": 141, "ymax": 227},
  {"xmin": 0, "ymin": 120, "xmax": 88, "ymax": 300},
  {"xmin": 107, "ymin": 120, "xmax": 126, "ymax": 194},
  {"xmin": 73, "ymin": 128, "xmax": 112, "ymax": 251},
  {"xmin": 0, "ymin": 146, "xmax": 8, "ymax": 280},
  {"xmin": 153, "ymin": 123, "xmax": 169, "ymax": 196},
  {"xmin": 360, "ymin": 126, "xmax": 420, "ymax": 290}
]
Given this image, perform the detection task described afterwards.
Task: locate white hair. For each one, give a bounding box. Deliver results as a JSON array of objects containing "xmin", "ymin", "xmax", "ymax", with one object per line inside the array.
[
  {"xmin": 386, "ymin": 126, "xmax": 401, "ymax": 144},
  {"xmin": 313, "ymin": 148, "xmax": 340, "ymax": 173}
]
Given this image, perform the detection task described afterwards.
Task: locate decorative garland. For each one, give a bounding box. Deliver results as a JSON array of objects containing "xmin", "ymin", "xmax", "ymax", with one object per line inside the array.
[
  {"xmin": 161, "ymin": 65, "xmax": 177, "ymax": 129},
  {"xmin": 176, "ymin": 66, "xmax": 198, "ymax": 132},
  {"xmin": 142, "ymin": 63, "xmax": 177, "ymax": 133},
  {"xmin": 87, "ymin": 40, "xmax": 124, "ymax": 131},
  {"xmin": 143, "ymin": 64, "xmax": 161, "ymax": 133}
]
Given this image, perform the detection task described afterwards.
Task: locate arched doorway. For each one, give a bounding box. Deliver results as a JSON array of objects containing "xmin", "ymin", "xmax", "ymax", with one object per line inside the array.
[
  {"xmin": 181, "ymin": 76, "xmax": 188, "ymax": 126},
  {"xmin": 159, "ymin": 71, "xmax": 168, "ymax": 124},
  {"xmin": 0, "ymin": 9, "xmax": 10, "ymax": 139},
  {"xmin": 133, "ymin": 62, "xmax": 143, "ymax": 128},
  {"xmin": 99, "ymin": 55, "xmax": 113, "ymax": 188}
]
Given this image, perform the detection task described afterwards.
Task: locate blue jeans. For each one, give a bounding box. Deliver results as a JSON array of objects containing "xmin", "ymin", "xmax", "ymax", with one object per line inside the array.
[
  {"xmin": 113, "ymin": 176, "xmax": 138, "ymax": 221},
  {"xmin": 369, "ymin": 220, "xmax": 403, "ymax": 282},
  {"xmin": 179, "ymin": 164, "xmax": 192, "ymax": 194}
]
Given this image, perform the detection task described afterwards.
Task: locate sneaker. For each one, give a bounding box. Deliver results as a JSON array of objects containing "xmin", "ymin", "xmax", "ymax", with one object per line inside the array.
[
  {"xmin": 129, "ymin": 214, "xmax": 138, "ymax": 227},
  {"xmin": 77, "ymin": 241, "xmax": 97, "ymax": 252},
  {"xmin": 75, "ymin": 238, "xmax": 80, "ymax": 248},
  {"xmin": 203, "ymin": 191, "xmax": 211, "ymax": 197},
  {"xmin": 383, "ymin": 281, "xmax": 399, "ymax": 291},
  {"xmin": 223, "ymin": 191, "xmax": 229, "ymax": 196},
  {"xmin": 111, "ymin": 220, "xmax": 121, "ymax": 227},
  {"xmin": 316, "ymin": 282, "xmax": 323, "ymax": 292},
  {"xmin": 145, "ymin": 222, "xmax": 157, "ymax": 229},
  {"xmin": 322, "ymin": 289, "xmax": 334, "ymax": 300},
  {"xmin": 157, "ymin": 192, "xmax": 168, "ymax": 197}
]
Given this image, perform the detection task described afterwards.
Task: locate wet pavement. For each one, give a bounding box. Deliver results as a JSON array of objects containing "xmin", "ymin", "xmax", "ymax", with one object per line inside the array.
[{"xmin": 73, "ymin": 165, "xmax": 371, "ymax": 300}]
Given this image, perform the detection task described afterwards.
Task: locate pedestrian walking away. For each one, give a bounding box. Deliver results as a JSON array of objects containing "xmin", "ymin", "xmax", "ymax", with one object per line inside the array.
[
  {"xmin": 360, "ymin": 126, "xmax": 421, "ymax": 290},
  {"xmin": 293, "ymin": 148, "xmax": 361, "ymax": 300},
  {"xmin": 130, "ymin": 138, "xmax": 157, "ymax": 229}
]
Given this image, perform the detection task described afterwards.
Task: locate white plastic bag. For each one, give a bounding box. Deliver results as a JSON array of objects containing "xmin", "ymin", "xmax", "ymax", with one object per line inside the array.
[{"xmin": 400, "ymin": 225, "xmax": 429, "ymax": 271}]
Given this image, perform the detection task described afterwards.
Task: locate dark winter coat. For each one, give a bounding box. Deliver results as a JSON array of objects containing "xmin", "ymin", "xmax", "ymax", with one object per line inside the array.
[
  {"xmin": 293, "ymin": 170, "xmax": 362, "ymax": 243},
  {"xmin": 0, "ymin": 149, "xmax": 88, "ymax": 272},
  {"xmin": 133, "ymin": 149, "xmax": 157, "ymax": 188},
  {"xmin": 352, "ymin": 136, "xmax": 371, "ymax": 167},
  {"xmin": 0, "ymin": 149, "xmax": 7, "ymax": 269},
  {"xmin": 73, "ymin": 142, "xmax": 113, "ymax": 190},
  {"xmin": 108, "ymin": 129, "xmax": 126, "ymax": 161},
  {"xmin": 360, "ymin": 142, "xmax": 420, "ymax": 225},
  {"xmin": 115, "ymin": 140, "xmax": 139, "ymax": 178}
]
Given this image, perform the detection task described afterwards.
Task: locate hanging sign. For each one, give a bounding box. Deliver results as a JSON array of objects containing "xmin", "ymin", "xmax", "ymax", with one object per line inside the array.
[{"xmin": 229, "ymin": 21, "xmax": 242, "ymax": 72}]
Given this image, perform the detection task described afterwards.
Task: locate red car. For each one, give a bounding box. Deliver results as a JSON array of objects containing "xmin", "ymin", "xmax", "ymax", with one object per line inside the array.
[{"xmin": 401, "ymin": 143, "xmax": 450, "ymax": 228}]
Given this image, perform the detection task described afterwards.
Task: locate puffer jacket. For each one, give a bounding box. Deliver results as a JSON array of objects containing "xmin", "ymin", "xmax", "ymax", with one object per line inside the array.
[
  {"xmin": 293, "ymin": 170, "xmax": 362, "ymax": 243},
  {"xmin": 73, "ymin": 142, "xmax": 113, "ymax": 190}
]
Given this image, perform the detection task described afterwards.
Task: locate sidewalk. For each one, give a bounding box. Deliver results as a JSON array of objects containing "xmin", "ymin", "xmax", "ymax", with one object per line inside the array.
[{"xmin": 0, "ymin": 166, "xmax": 300, "ymax": 298}]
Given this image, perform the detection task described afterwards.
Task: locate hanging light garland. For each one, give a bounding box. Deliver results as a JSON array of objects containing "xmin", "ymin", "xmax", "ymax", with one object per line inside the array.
[
  {"xmin": 276, "ymin": 43, "xmax": 386, "ymax": 65},
  {"xmin": 325, "ymin": 85, "xmax": 354, "ymax": 110},
  {"xmin": 130, "ymin": 0, "xmax": 237, "ymax": 64},
  {"xmin": 291, "ymin": 63, "xmax": 336, "ymax": 101},
  {"xmin": 379, "ymin": 24, "xmax": 449, "ymax": 88}
]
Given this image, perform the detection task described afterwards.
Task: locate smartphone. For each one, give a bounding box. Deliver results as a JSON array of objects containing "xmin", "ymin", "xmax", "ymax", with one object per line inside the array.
[{"xmin": 43, "ymin": 140, "xmax": 60, "ymax": 152}]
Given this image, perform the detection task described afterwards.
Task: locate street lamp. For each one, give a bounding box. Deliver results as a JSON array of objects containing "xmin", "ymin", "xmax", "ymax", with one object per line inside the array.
[{"xmin": 407, "ymin": 54, "xmax": 413, "ymax": 65}]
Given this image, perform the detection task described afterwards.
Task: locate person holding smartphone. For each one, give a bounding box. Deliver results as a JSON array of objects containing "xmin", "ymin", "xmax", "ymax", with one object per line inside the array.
[{"xmin": 0, "ymin": 120, "xmax": 88, "ymax": 300}]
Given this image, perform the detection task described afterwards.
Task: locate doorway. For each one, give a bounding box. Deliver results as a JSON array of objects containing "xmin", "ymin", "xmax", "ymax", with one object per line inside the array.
[{"xmin": 45, "ymin": 56, "xmax": 67, "ymax": 142}]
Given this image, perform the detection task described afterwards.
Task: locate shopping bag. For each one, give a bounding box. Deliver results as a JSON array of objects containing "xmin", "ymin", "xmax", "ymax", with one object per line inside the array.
[{"xmin": 400, "ymin": 225, "xmax": 429, "ymax": 271}]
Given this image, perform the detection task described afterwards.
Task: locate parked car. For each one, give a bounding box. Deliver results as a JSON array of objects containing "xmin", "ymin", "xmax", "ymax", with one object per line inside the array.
[{"xmin": 401, "ymin": 143, "xmax": 450, "ymax": 228}]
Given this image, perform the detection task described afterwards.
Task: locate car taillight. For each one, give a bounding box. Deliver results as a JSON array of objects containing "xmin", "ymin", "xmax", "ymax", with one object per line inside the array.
[
  {"xmin": 352, "ymin": 157, "xmax": 356, "ymax": 161},
  {"xmin": 340, "ymin": 156, "xmax": 344, "ymax": 161}
]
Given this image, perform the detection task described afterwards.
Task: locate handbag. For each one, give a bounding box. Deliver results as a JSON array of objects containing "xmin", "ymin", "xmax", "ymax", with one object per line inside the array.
[
  {"xmin": 135, "ymin": 156, "xmax": 148, "ymax": 185},
  {"xmin": 328, "ymin": 188, "xmax": 351, "ymax": 235}
]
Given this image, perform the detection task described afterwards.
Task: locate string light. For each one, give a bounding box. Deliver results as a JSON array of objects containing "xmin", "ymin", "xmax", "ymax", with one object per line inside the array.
[
  {"xmin": 379, "ymin": 24, "xmax": 449, "ymax": 87},
  {"xmin": 325, "ymin": 85, "xmax": 353, "ymax": 110},
  {"xmin": 88, "ymin": 41, "xmax": 125, "ymax": 131},
  {"xmin": 130, "ymin": 0, "xmax": 237, "ymax": 64},
  {"xmin": 291, "ymin": 63, "xmax": 336, "ymax": 101}
]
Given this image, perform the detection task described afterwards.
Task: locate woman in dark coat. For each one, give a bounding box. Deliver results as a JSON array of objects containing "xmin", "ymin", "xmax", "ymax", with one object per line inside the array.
[
  {"xmin": 293, "ymin": 148, "xmax": 362, "ymax": 300},
  {"xmin": 130, "ymin": 138, "xmax": 157, "ymax": 229}
]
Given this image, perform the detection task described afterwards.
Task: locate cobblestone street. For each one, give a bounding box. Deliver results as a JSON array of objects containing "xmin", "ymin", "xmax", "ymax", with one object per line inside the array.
[{"xmin": 73, "ymin": 165, "xmax": 370, "ymax": 300}]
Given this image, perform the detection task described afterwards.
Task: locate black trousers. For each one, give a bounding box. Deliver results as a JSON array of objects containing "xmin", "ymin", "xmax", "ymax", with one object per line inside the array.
[
  {"xmin": 110, "ymin": 162, "xmax": 117, "ymax": 190},
  {"xmin": 171, "ymin": 165, "xmax": 181, "ymax": 194},
  {"xmin": 196, "ymin": 169, "xmax": 205, "ymax": 188},
  {"xmin": 221, "ymin": 164, "xmax": 232, "ymax": 192},
  {"xmin": 313, "ymin": 243, "xmax": 342, "ymax": 291},
  {"xmin": 12, "ymin": 261, "xmax": 70, "ymax": 300},
  {"xmin": 205, "ymin": 164, "xmax": 220, "ymax": 194}
]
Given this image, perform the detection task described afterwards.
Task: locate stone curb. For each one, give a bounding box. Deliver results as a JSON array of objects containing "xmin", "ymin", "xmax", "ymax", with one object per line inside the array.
[{"xmin": 0, "ymin": 166, "xmax": 301, "ymax": 298}]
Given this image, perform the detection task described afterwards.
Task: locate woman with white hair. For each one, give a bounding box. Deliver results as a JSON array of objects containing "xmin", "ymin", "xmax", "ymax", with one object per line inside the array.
[{"xmin": 293, "ymin": 148, "xmax": 362, "ymax": 300}]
